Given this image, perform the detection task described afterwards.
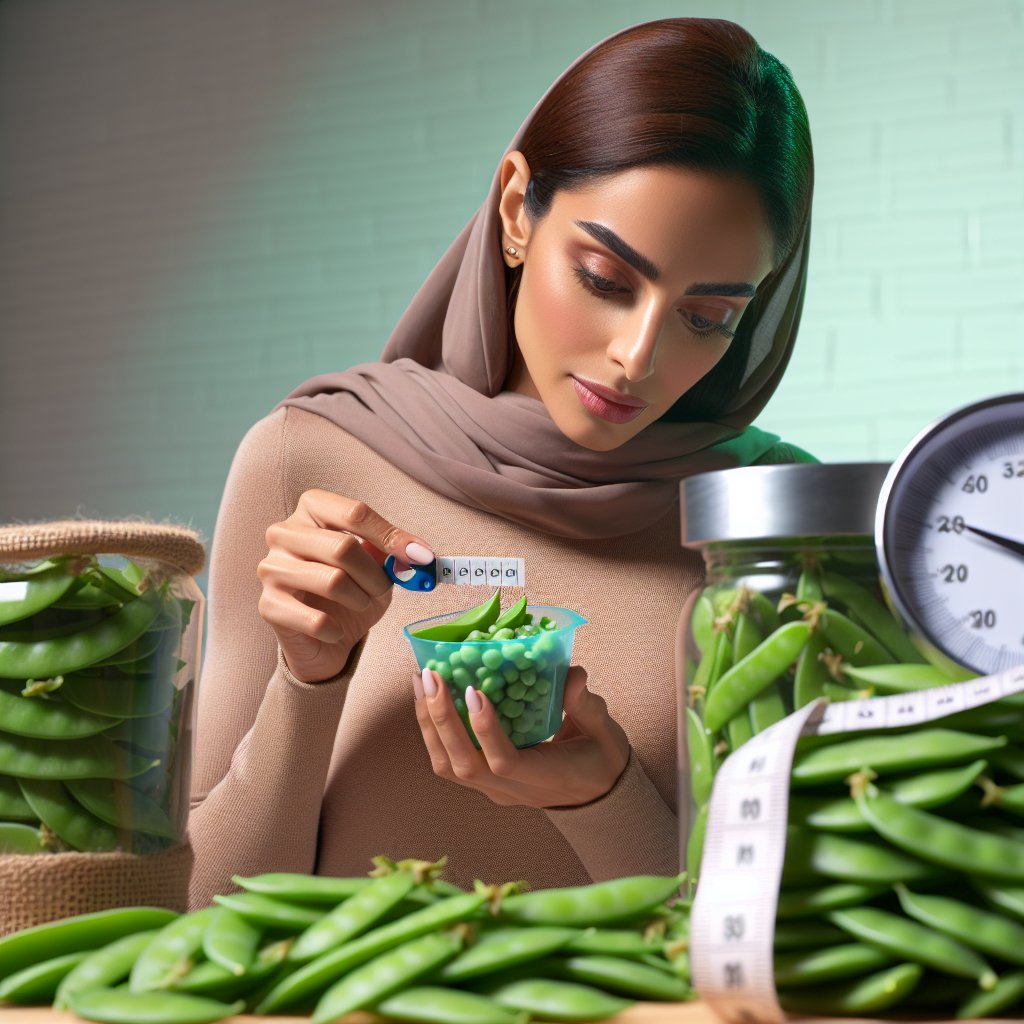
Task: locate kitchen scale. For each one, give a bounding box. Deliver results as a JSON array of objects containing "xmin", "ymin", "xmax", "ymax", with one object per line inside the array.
[
  {"xmin": 690, "ymin": 393, "xmax": 1024, "ymax": 1023},
  {"xmin": 876, "ymin": 392, "xmax": 1024, "ymax": 677}
]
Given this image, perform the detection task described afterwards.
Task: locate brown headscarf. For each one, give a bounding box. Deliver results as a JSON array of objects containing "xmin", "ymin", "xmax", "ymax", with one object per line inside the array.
[{"xmin": 275, "ymin": 21, "xmax": 811, "ymax": 540}]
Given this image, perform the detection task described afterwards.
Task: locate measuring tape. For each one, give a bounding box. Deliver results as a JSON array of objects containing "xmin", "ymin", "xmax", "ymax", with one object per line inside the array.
[
  {"xmin": 690, "ymin": 664, "xmax": 1024, "ymax": 1024},
  {"xmin": 384, "ymin": 556, "xmax": 526, "ymax": 591}
]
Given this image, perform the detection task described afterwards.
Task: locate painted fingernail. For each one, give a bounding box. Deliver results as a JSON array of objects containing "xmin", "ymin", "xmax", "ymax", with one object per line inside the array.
[
  {"xmin": 421, "ymin": 666, "xmax": 437, "ymax": 698},
  {"xmin": 412, "ymin": 670, "xmax": 424, "ymax": 700},
  {"xmin": 405, "ymin": 541, "xmax": 434, "ymax": 564},
  {"xmin": 465, "ymin": 685, "xmax": 482, "ymax": 715}
]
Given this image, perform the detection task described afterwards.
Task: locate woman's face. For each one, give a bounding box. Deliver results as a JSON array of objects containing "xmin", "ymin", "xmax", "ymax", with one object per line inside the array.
[{"xmin": 500, "ymin": 160, "xmax": 776, "ymax": 451}]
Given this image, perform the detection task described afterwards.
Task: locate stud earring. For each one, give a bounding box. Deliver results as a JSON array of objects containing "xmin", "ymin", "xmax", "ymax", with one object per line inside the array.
[{"xmin": 505, "ymin": 246, "xmax": 518, "ymax": 256}]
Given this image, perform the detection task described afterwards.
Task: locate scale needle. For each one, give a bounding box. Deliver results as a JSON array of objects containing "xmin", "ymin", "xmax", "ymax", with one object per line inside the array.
[{"xmin": 964, "ymin": 524, "xmax": 1024, "ymax": 560}]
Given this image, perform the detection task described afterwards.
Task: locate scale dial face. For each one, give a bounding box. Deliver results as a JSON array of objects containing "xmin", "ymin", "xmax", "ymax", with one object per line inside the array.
[{"xmin": 877, "ymin": 393, "xmax": 1024, "ymax": 676}]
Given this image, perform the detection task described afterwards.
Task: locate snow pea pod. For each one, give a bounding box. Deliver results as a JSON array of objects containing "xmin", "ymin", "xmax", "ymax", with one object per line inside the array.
[
  {"xmin": 772, "ymin": 919, "xmax": 846, "ymax": 949},
  {"xmin": 843, "ymin": 661, "xmax": 977, "ymax": 691},
  {"xmin": 0, "ymin": 565, "xmax": 77, "ymax": 627},
  {"xmin": 481, "ymin": 978, "xmax": 632, "ymax": 1022},
  {"xmin": 312, "ymin": 929, "xmax": 465, "ymax": 1024},
  {"xmin": 0, "ymin": 820, "xmax": 43, "ymax": 853},
  {"xmin": 536, "ymin": 953, "xmax": 691, "ymax": 1001},
  {"xmin": 774, "ymin": 942, "xmax": 894, "ymax": 988},
  {"xmin": 819, "ymin": 608, "xmax": 891, "ymax": 667},
  {"xmin": 67, "ymin": 987, "xmax": 244, "ymax": 1024},
  {"xmin": 201, "ymin": 905, "xmax": 262, "ymax": 977},
  {"xmin": 789, "ymin": 759, "xmax": 988, "ymax": 833},
  {"xmin": 60, "ymin": 672, "xmax": 175, "ymax": 719},
  {"xmin": 19, "ymin": 778, "xmax": 119, "ymax": 851},
  {"xmin": 54, "ymin": 930, "xmax": 159, "ymax": 1009},
  {"xmin": 778, "ymin": 962, "xmax": 923, "ymax": 1016},
  {"xmin": 686, "ymin": 803, "xmax": 708, "ymax": 887},
  {"xmin": 895, "ymin": 884, "xmax": 1024, "ymax": 965},
  {"xmin": 793, "ymin": 631, "xmax": 830, "ymax": 709},
  {"xmin": 232, "ymin": 872, "xmax": 375, "ymax": 904},
  {"xmin": 854, "ymin": 778, "xmax": 1024, "ymax": 881},
  {"xmin": 130, "ymin": 906, "xmax": 219, "ymax": 992},
  {"xmin": 703, "ymin": 621, "xmax": 812, "ymax": 733},
  {"xmin": 782, "ymin": 825, "xmax": 942, "ymax": 886},
  {"xmin": 0, "ymin": 585, "xmax": 163, "ymax": 678},
  {"xmin": 0, "ymin": 906, "xmax": 178, "ymax": 982},
  {"xmin": 438, "ymin": 926, "xmax": 579, "ymax": 982},
  {"xmin": 791, "ymin": 728, "xmax": 1006, "ymax": 786},
  {"xmin": 0, "ymin": 730, "xmax": 157, "ymax": 780},
  {"xmin": 64, "ymin": 777, "xmax": 178, "ymax": 839},
  {"xmin": 0, "ymin": 679, "xmax": 118, "ymax": 738},
  {"xmin": 775, "ymin": 882, "xmax": 887, "ymax": 920},
  {"xmin": 956, "ymin": 970, "xmax": 1024, "ymax": 1020},
  {"xmin": 563, "ymin": 927, "xmax": 652, "ymax": 958},
  {"xmin": 828, "ymin": 906, "xmax": 997, "ymax": 988},
  {"xmin": 169, "ymin": 946, "xmax": 284, "ymax": 999},
  {"xmin": 289, "ymin": 868, "xmax": 418, "ymax": 962},
  {"xmin": 0, "ymin": 950, "xmax": 89, "ymax": 1004},
  {"xmin": 686, "ymin": 707, "xmax": 714, "ymax": 806},
  {"xmin": 690, "ymin": 594, "xmax": 715, "ymax": 654},
  {"xmin": 0, "ymin": 773, "xmax": 33, "ymax": 819},
  {"xmin": 256, "ymin": 890, "xmax": 490, "ymax": 1014},
  {"xmin": 972, "ymin": 880, "xmax": 1024, "ymax": 921},
  {"xmin": 820, "ymin": 570, "xmax": 928, "ymax": 664},
  {"xmin": 374, "ymin": 985, "xmax": 527, "ymax": 1024},
  {"xmin": 213, "ymin": 890, "xmax": 324, "ymax": 931},
  {"xmin": 498, "ymin": 874, "xmax": 685, "ymax": 927}
]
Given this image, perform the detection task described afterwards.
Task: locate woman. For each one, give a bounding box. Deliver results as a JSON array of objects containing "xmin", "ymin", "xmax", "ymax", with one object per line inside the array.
[{"xmin": 187, "ymin": 17, "xmax": 815, "ymax": 907}]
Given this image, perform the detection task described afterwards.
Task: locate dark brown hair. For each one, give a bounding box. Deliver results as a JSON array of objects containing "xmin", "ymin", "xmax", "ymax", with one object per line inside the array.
[{"xmin": 505, "ymin": 18, "xmax": 813, "ymax": 422}]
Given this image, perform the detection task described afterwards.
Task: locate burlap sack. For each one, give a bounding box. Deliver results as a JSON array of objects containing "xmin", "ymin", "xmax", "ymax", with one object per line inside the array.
[{"xmin": 0, "ymin": 519, "xmax": 206, "ymax": 936}]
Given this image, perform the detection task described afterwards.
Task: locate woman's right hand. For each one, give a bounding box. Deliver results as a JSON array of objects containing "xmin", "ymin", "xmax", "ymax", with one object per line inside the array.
[{"xmin": 257, "ymin": 489, "xmax": 435, "ymax": 683}]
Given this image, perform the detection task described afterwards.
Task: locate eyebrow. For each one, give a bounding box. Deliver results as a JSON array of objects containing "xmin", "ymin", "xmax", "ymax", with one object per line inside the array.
[{"xmin": 574, "ymin": 219, "xmax": 757, "ymax": 297}]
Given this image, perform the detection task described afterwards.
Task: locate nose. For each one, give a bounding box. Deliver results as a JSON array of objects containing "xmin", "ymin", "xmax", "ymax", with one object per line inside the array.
[{"xmin": 605, "ymin": 301, "xmax": 664, "ymax": 382}]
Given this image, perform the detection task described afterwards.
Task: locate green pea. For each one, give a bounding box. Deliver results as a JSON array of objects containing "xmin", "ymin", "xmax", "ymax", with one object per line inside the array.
[
  {"xmin": 778, "ymin": 962, "xmax": 923, "ymax": 1016},
  {"xmin": 289, "ymin": 869, "xmax": 418, "ymax": 963},
  {"xmin": 498, "ymin": 874, "xmax": 684, "ymax": 928},
  {"xmin": 828, "ymin": 906, "xmax": 996, "ymax": 988},
  {"xmin": 774, "ymin": 942, "xmax": 894, "ymax": 988},
  {"xmin": 501, "ymin": 667, "xmax": 519, "ymax": 684},
  {"xmin": 0, "ymin": 906, "xmax": 178, "ymax": 983},
  {"xmin": 374, "ymin": 985, "xmax": 527, "ymax": 1024},
  {"xmin": 0, "ymin": 680, "xmax": 118, "ymax": 738},
  {"xmin": 776, "ymin": 882, "xmax": 887, "ymax": 920},
  {"xmin": 956, "ymin": 970, "xmax": 1024, "ymax": 1020},
  {"xmin": 459, "ymin": 645, "xmax": 482, "ymax": 668},
  {"xmin": 131, "ymin": 906, "xmax": 220, "ymax": 992},
  {"xmin": 896, "ymin": 883, "xmax": 1024, "ymax": 965},
  {"xmin": 789, "ymin": 759, "xmax": 988, "ymax": 832},
  {"xmin": 66, "ymin": 986, "xmax": 245, "ymax": 1024},
  {"xmin": 438, "ymin": 926, "xmax": 579, "ymax": 982},
  {"xmin": 0, "ymin": 820, "xmax": 42, "ymax": 852},
  {"xmin": 255, "ymin": 890, "xmax": 490, "ymax": 1014},
  {"xmin": 55, "ymin": 930, "xmax": 159, "ymax": 1009},
  {"xmin": 703, "ymin": 621, "xmax": 812, "ymax": 733},
  {"xmin": 534, "ymin": 678, "xmax": 550, "ymax": 696},
  {"xmin": 854, "ymin": 778, "xmax": 1024, "ymax": 882},
  {"xmin": 506, "ymin": 682, "xmax": 526, "ymax": 701},
  {"xmin": 0, "ymin": 949, "xmax": 89, "ymax": 1004},
  {"xmin": 481, "ymin": 649, "xmax": 503, "ymax": 671},
  {"xmin": 783, "ymin": 825, "xmax": 941, "ymax": 886},
  {"xmin": 791, "ymin": 728, "xmax": 1006, "ymax": 786},
  {"xmin": 481, "ymin": 978, "xmax": 632, "ymax": 1022},
  {"xmin": 498, "ymin": 698, "xmax": 524, "ymax": 719}
]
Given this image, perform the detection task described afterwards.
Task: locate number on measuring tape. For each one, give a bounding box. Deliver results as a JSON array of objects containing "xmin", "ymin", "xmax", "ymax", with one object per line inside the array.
[
  {"xmin": 690, "ymin": 666, "xmax": 1024, "ymax": 1024},
  {"xmin": 434, "ymin": 557, "xmax": 525, "ymax": 587}
]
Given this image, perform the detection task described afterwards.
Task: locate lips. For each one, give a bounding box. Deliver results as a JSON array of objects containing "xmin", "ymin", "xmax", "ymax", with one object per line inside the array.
[{"xmin": 571, "ymin": 377, "xmax": 649, "ymax": 424}]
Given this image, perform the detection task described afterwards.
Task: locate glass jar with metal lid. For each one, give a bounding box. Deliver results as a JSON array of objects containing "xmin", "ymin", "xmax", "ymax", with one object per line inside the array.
[{"xmin": 676, "ymin": 462, "xmax": 971, "ymax": 888}]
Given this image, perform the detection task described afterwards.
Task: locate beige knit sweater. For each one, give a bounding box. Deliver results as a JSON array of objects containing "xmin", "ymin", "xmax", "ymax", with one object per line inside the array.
[{"xmin": 187, "ymin": 405, "xmax": 705, "ymax": 908}]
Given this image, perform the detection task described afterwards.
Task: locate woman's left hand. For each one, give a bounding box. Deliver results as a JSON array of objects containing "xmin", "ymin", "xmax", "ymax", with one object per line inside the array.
[{"xmin": 413, "ymin": 665, "xmax": 631, "ymax": 808}]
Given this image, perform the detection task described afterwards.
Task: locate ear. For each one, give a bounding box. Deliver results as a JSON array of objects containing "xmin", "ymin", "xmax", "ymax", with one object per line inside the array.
[{"xmin": 498, "ymin": 151, "xmax": 533, "ymax": 266}]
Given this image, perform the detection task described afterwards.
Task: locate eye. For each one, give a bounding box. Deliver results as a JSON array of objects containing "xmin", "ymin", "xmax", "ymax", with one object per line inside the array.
[
  {"xmin": 680, "ymin": 309, "xmax": 737, "ymax": 340},
  {"xmin": 573, "ymin": 265, "xmax": 628, "ymax": 298}
]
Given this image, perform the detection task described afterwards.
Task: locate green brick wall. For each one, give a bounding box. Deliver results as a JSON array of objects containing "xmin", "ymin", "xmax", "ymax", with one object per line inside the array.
[{"xmin": 1, "ymin": 0, "xmax": 1021, "ymax": 590}]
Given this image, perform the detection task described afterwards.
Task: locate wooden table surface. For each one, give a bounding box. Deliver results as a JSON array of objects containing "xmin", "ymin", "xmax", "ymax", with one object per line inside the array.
[{"xmin": 0, "ymin": 1003, "xmax": 994, "ymax": 1024}]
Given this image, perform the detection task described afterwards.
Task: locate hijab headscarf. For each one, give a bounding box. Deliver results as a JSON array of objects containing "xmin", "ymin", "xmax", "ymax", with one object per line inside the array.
[{"xmin": 274, "ymin": 21, "xmax": 811, "ymax": 540}]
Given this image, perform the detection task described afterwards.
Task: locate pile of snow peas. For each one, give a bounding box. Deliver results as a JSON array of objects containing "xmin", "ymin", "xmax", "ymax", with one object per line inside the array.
[
  {"xmin": 684, "ymin": 557, "xmax": 973, "ymax": 885},
  {"xmin": 0, "ymin": 555, "xmax": 195, "ymax": 855},
  {"xmin": 410, "ymin": 592, "xmax": 577, "ymax": 748},
  {"xmin": 0, "ymin": 855, "xmax": 692, "ymax": 1024}
]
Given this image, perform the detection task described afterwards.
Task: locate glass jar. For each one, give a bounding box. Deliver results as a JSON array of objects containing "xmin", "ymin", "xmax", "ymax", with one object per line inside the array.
[
  {"xmin": 0, "ymin": 552, "xmax": 203, "ymax": 857},
  {"xmin": 676, "ymin": 462, "xmax": 964, "ymax": 887}
]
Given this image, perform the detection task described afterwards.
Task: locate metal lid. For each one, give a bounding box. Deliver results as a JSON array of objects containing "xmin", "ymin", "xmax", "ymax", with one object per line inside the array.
[{"xmin": 680, "ymin": 462, "xmax": 891, "ymax": 546}]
